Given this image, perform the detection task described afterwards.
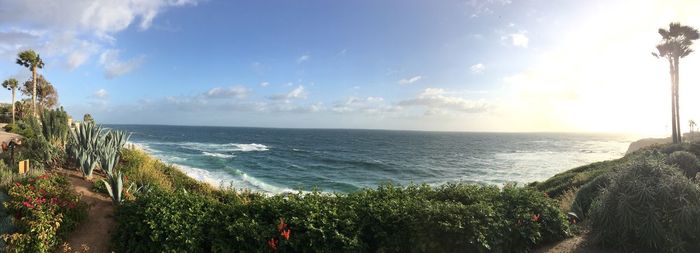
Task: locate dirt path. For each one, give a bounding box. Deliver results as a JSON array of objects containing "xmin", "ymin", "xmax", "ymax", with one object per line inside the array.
[
  {"xmin": 56, "ymin": 169, "xmax": 114, "ymax": 253},
  {"xmin": 534, "ymin": 233, "xmax": 617, "ymax": 253}
]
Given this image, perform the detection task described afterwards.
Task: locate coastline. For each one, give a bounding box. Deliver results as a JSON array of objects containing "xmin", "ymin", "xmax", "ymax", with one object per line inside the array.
[{"xmin": 124, "ymin": 131, "xmax": 632, "ymax": 195}]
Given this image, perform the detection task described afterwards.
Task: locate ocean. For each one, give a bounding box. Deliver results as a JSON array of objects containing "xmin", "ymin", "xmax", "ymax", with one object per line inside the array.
[{"xmin": 106, "ymin": 125, "xmax": 635, "ymax": 194}]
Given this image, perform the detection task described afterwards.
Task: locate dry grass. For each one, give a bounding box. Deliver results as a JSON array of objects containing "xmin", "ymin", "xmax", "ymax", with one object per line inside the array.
[{"xmin": 558, "ymin": 187, "xmax": 578, "ymax": 213}]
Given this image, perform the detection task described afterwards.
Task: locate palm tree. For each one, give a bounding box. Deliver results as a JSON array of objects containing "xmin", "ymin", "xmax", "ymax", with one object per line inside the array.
[
  {"xmin": 653, "ymin": 22, "xmax": 700, "ymax": 143},
  {"xmin": 15, "ymin": 50, "xmax": 44, "ymax": 117},
  {"xmin": 690, "ymin": 120, "xmax": 696, "ymax": 133},
  {"xmin": 1, "ymin": 78, "xmax": 19, "ymax": 123}
]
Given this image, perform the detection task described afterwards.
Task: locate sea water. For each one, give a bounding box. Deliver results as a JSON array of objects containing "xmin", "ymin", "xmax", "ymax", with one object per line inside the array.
[{"xmin": 107, "ymin": 125, "xmax": 635, "ymax": 194}]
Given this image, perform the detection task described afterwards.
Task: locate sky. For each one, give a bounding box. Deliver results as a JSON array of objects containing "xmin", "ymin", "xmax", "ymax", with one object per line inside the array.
[{"xmin": 0, "ymin": 0, "xmax": 699, "ymax": 134}]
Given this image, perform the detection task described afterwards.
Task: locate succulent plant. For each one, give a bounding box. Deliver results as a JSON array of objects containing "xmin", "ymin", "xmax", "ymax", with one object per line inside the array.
[
  {"xmin": 78, "ymin": 151, "xmax": 98, "ymax": 179},
  {"xmin": 103, "ymin": 170, "xmax": 124, "ymax": 205}
]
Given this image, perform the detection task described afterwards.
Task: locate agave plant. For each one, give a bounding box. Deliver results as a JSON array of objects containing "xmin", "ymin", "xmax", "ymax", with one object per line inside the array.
[
  {"xmin": 105, "ymin": 130, "xmax": 130, "ymax": 151},
  {"xmin": 78, "ymin": 152, "xmax": 98, "ymax": 179},
  {"xmin": 98, "ymin": 144, "xmax": 119, "ymax": 176},
  {"xmin": 102, "ymin": 170, "xmax": 124, "ymax": 205},
  {"xmin": 69, "ymin": 122, "xmax": 103, "ymax": 159}
]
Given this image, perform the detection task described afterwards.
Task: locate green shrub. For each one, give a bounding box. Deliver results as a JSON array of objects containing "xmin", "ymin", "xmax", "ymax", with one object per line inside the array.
[
  {"xmin": 113, "ymin": 190, "xmax": 217, "ymax": 253},
  {"xmin": 2, "ymin": 123, "xmax": 17, "ymax": 133},
  {"xmin": 1, "ymin": 173, "xmax": 87, "ymax": 253},
  {"xmin": 119, "ymin": 148, "xmax": 214, "ymax": 196},
  {"xmin": 570, "ymin": 173, "xmax": 612, "ymax": 219},
  {"xmin": 0, "ymin": 191, "xmax": 14, "ymax": 249},
  {"xmin": 589, "ymin": 157, "xmax": 700, "ymax": 252},
  {"xmin": 528, "ymin": 155, "xmax": 632, "ymax": 198},
  {"xmin": 113, "ymin": 184, "xmax": 569, "ymax": 253},
  {"xmin": 40, "ymin": 108, "xmax": 69, "ymax": 148},
  {"xmin": 668, "ymin": 151, "xmax": 700, "ymax": 178}
]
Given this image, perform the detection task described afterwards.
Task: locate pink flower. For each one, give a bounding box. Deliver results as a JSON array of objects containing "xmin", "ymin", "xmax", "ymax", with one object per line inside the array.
[{"xmin": 22, "ymin": 201, "xmax": 33, "ymax": 208}]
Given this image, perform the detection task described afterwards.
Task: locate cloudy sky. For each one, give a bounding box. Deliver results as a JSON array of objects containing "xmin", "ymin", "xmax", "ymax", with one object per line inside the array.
[{"xmin": 0, "ymin": 0, "xmax": 699, "ymax": 134}]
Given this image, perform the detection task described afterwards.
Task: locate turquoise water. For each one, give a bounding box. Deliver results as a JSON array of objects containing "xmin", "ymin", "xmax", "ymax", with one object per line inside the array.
[{"xmin": 107, "ymin": 125, "xmax": 635, "ymax": 194}]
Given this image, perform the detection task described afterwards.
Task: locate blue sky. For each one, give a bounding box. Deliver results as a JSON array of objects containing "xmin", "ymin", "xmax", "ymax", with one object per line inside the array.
[{"xmin": 0, "ymin": 0, "xmax": 699, "ymax": 133}]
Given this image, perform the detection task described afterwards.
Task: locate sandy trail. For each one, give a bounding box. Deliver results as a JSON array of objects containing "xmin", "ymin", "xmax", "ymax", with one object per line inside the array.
[{"xmin": 56, "ymin": 169, "xmax": 114, "ymax": 253}]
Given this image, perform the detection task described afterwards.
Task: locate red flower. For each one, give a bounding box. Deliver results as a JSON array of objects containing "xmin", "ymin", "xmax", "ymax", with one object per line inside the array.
[
  {"xmin": 281, "ymin": 229, "xmax": 291, "ymax": 240},
  {"xmin": 14, "ymin": 182, "xmax": 20, "ymax": 187},
  {"xmin": 531, "ymin": 214, "xmax": 541, "ymax": 222},
  {"xmin": 22, "ymin": 201, "xmax": 33, "ymax": 208},
  {"xmin": 277, "ymin": 218, "xmax": 287, "ymax": 232},
  {"xmin": 267, "ymin": 238, "xmax": 278, "ymax": 251},
  {"xmin": 50, "ymin": 198, "xmax": 58, "ymax": 205}
]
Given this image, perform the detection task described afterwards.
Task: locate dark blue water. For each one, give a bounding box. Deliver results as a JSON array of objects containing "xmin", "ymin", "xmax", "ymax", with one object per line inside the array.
[{"xmin": 107, "ymin": 125, "xmax": 635, "ymax": 193}]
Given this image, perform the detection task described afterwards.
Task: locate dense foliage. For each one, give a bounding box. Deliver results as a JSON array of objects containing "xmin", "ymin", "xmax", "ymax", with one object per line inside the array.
[
  {"xmin": 588, "ymin": 157, "xmax": 700, "ymax": 252},
  {"xmin": 113, "ymin": 183, "xmax": 569, "ymax": 253},
  {"xmin": 1, "ymin": 173, "xmax": 87, "ymax": 253},
  {"xmin": 116, "ymin": 148, "xmax": 214, "ymax": 195},
  {"xmin": 668, "ymin": 150, "xmax": 700, "ymax": 178}
]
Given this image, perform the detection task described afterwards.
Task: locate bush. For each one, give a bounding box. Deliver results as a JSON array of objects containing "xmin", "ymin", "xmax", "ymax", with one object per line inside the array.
[
  {"xmin": 570, "ymin": 173, "xmax": 612, "ymax": 219},
  {"xmin": 528, "ymin": 154, "xmax": 633, "ymax": 198},
  {"xmin": 668, "ymin": 151, "xmax": 700, "ymax": 178},
  {"xmin": 2, "ymin": 123, "xmax": 17, "ymax": 133},
  {"xmin": 1, "ymin": 173, "xmax": 87, "ymax": 253},
  {"xmin": 119, "ymin": 148, "xmax": 214, "ymax": 196},
  {"xmin": 113, "ymin": 190, "xmax": 216, "ymax": 253},
  {"xmin": 589, "ymin": 157, "xmax": 700, "ymax": 252},
  {"xmin": 113, "ymin": 184, "xmax": 569, "ymax": 253}
]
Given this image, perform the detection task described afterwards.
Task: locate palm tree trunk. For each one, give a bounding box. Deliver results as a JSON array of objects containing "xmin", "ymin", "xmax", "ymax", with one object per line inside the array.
[
  {"xmin": 11, "ymin": 88, "xmax": 15, "ymax": 124},
  {"xmin": 670, "ymin": 59, "xmax": 678, "ymax": 143},
  {"xmin": 32, "ymin": 66, "xmax": 37, "ymax": 117},
  {"xmin": 675, "ymin": 57, "xmax": 682, "ymax": 143}
]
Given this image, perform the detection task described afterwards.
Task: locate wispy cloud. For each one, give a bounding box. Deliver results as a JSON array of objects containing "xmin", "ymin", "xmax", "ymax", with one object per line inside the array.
[
  {"xmin": 0, "ymin": 0, "xmax": 198, "ymax": 70},
  {"xmin": 93, "ymin": 88, "xmax": 108, "ymax": 98},
  {"xmin": 398, "ymin": 88, "xmax": 489, "ymax": 114},
  {"xmin": 259, "ymin": 82, "xmax": 269, "ymax": 87},
  {"xmin": 467, "ymin": 0, "xmax": 512, "ymax": 18},
  {"xmin": 331, "ymin": 96, "xmax": 400, "ymax": 115},
  {"xmin": 470, "ymin": 63, "xmax": 485, "ymax": 74},
  {"xmin": 297, "ymin": 54, "xmax": 310, "ymax": 63},
  {"xmin": 398, "ymin": 75, "xmax": 422, "ymax": 85},
  {"xmin": 204, "ymin": 86, "xmax": 249, "ymax": 99},
  {"xmin": 98, "ymin": 49, "xmax": 145, "ymax": 79},
  {"xmin": 269, "ymin": 85, "xmax": 307, "ymax": 100}
]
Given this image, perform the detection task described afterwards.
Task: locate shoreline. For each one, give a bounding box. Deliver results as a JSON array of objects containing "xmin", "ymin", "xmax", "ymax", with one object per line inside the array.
[{"xmin": 124, "ymin": 133, "xmax": 632, "ymax": 195}]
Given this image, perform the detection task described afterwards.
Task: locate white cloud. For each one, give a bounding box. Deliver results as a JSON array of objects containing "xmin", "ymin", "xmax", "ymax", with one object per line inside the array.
[
  {"xmin": 269, "ymin": 85, "xmax": 307, "ymax": 100},
  {"xmin": 259, "ymin": 82, "xmax": 269, "ymax": 87},
  {"xmin": 470, "ymin": 63, "xmax": 485, "ymax": 74},
  {"xmin": 398, "ymin": 75, "xmax": 422, "ymax": 85},
  {"xmin": 398, "ymin": 88, "xmax": 489, "ymax": 114},
  {"xmin": 98, "ymin": 49, "xmax": 144, "ymax": 78},
  {"xmin": 94, "ymin": 88, "xmax": 108, "ymax": 98},
  {"xmin": 0, "ymin": 0, "xmax": 198, "ymax": 35},
  {"xmin": 504, "ymin": 31, "xmax": 529, "ymax": 48},
  {"xmin": 287, "ymin": 85, "xmax": 306, "ymax": 99},
  {"xmin": 0, "ymin": 0, "xmax": 198, "ymax": 69},
  {"xmin": 297, "ymin": 54, "xmax": 310, "ymax": 63},
  {"xmin": 205, "ymin": 86, "xmax": 249, "ymax": 99},
  {"xmin": 467, "ymin": 0, "xmax": 512, "ymax": 18},
  {"xmin": 331, "ymin": 96, "xmax": 399, "ymax": 115}
]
